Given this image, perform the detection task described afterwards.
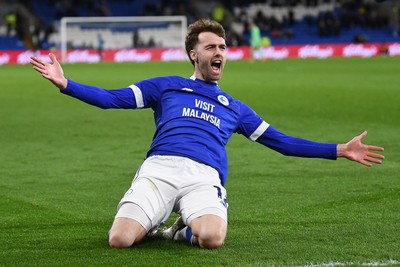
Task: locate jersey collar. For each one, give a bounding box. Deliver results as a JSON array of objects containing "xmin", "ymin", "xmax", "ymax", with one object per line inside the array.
[{"xmin": 190, "ymin": 75, "xmax": 218, "ymax": 85}]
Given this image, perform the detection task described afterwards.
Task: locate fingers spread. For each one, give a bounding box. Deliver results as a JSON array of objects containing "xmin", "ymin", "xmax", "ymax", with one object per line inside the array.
[
  {"xmin": 365, "ymin": 156, "xmax": 383, "ymax": 164},
  {"xmin": 32, "ymin": 66, "xmax": 43, "ymax": 73},
  {"xmin": 360, "ymin": 160, "xmax": 372, "ymax": 167},
  {"xmin": 367, "ymin": 151, "xmax": 385, "ymax": 159},
  {"xmin": 33, "ymin": 65, "xmax": 47, "ymax": 75},
  {"xmin": 48, "ymin": 53, "xmax": 57, "ymax": 64},
  {"xmin": 30, "ymin": 56, "xmax": 46, "ymax": 66},
  {"xmin": 367, "ymin": 145, "xmax": 384, "ymax": 152},
  {"xmin": 358, "ymin": 130, "xmax": 368, "ymax": 140}
]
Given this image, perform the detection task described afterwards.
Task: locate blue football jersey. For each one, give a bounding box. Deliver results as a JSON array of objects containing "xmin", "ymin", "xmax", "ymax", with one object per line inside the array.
[
  {"xmin": 63, "ymin": 76, "xmax": 336, "ymax": 185},
  {"xmin": 131, "ymin": 76, "xmax": 267, "ymax": 185}
]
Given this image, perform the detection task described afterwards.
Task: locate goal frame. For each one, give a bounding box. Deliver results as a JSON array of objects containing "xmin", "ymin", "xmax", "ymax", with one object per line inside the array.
[{"xmin": 60, "ymin": 15, "xmax": 187, "ymax": 63}]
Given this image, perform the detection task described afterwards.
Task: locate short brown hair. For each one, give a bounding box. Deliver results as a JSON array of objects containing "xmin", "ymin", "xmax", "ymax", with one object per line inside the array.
[{"xmin": 185, "ymin": 18, "xmax": 226, "ymax": 66}]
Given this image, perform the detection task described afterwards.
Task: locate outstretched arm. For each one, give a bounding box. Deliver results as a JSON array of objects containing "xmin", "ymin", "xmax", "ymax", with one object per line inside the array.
[
  {"xmin": 30, "ymin": 53, "xmax": 68, "ymax": 90},
  {"xmin": 337, "ymin": 131, "xmax": 384, "ymax": 167},
  {"xmin": 254, "ymin": 125, "xmax": 384, "ymax": 167},
  {"xmin": 30, "ymin": 53, "xmax": 137, "ymax": 109}
]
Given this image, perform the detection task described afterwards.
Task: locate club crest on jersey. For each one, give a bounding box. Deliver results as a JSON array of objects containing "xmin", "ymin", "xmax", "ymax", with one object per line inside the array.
[{"xmin": 218, "ymin": 95, "xmax": 229, "ymax": 106}]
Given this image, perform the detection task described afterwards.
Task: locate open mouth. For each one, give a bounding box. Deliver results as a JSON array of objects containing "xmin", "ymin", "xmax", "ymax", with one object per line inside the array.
[{"xmin": 211, "ymin": 60, "xmax": 222, "ymax": 73}]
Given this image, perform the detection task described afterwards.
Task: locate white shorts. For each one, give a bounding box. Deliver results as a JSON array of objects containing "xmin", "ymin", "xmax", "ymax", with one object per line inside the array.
[{"xmin": 115, "ymin": 155, "xmax": 228, "ymax": 232}]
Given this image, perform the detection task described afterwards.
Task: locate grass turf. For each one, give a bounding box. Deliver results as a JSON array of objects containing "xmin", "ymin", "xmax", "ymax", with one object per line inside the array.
[{"xmin": 1, "ymin": 57, "xmax": 399, "ymax": 266}]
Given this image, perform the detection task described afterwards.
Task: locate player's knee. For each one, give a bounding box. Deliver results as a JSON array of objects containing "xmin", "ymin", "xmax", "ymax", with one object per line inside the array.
[
  {"xmin": 202, "ymin": 237, "xmax": 225, "ymax": 249},
  {"xmin": 190, "ymin": 215, "xmax": 227, "ymax": 249},
  {"xmin": 197, "ymin": 229, "xmax": 226, "ymax": 249},
  {"xmin": 108, "ymin": 216, "xmax": 147, "ymax": 248},
  {"xmin": 108, "ymin": 232, "xmax": 134, "ymax": 248}
]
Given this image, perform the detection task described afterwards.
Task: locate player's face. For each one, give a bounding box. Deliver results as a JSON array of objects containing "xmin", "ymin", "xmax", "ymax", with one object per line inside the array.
[{"xmin": 190, "ymin": 32, "xmax": 227, "ymax": 83}]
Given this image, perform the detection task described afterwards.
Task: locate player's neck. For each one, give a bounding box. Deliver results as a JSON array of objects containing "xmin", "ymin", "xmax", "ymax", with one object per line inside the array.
[{"xmin": 190, "ymin": 74, "xmax": 218, "ymax": 85}]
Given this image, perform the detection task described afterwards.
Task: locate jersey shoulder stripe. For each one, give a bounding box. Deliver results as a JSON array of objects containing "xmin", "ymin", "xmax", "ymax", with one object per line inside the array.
[
  {"xmin": 129, "ymin": 84, "xmax": 144, "ymax": 108},
  {"xmin": 249, "ymin": 121, "xmax": 270, "ymax": 141}
]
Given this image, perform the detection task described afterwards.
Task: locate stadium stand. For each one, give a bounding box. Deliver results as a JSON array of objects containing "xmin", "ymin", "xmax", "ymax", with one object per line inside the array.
[{"xmin": 0, "ymin": 0, "xmax": 399, "ymax": 50}]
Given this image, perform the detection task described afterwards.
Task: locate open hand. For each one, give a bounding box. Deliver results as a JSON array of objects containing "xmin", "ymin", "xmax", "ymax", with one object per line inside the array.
[
  {"xmin": 337, "ymin": 131, "xmax": 384, "ymax": 167},
  {"xmin": 30, "ymin": 53, "xmax": 68, "ymax": 90}
]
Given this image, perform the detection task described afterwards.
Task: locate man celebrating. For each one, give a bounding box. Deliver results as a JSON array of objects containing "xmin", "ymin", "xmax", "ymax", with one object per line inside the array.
[{"xmin": 30, "ymin": 19, "xmax": 384, "ymax": 249}]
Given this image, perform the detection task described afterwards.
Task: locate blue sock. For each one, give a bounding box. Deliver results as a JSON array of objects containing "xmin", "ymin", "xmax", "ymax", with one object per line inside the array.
[{"xmin": 185, "ymin": 227, "xmax": 193, "ymax": 245}]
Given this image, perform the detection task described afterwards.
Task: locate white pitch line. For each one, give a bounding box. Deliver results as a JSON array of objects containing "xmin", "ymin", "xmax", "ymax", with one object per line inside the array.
[{"xmin": 290, "ymin": 259, "xmax": 399, "ymax": 267}]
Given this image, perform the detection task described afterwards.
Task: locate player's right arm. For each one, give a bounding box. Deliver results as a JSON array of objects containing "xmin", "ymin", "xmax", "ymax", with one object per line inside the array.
[
  {"xmin": 30, "ymin": 53, "xmax": 68, "ymax": 90},
  {"xmin": 30, "ymin": 53, "xmax": 144, "ymax": 109}
]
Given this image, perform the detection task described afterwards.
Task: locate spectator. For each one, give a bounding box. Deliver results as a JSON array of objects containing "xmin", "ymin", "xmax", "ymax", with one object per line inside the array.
[
  {"xmin": 212, "ymin": 2, "xmax": 228, "ymax": 24},
  {"xmin": 249, "ymin": 21, "xmax": 262, "ymax": 61},
  {"xmin": 132, "ymin": 31, "xmax": 144, "ymax": 48},
  {"xmin": 5, "ymin": 11, "xmax": 17, "ymax": 36},
  {"xmin": 353, "ymin": 33, "xmax": 367, "ymax": 43},
  {"xmin": 97, "ymin": 34, "xmax": 105, "ymax": 61},
  {"xmin": 392, "ymin": 4, "xmax": 399, "ymax": 37}
]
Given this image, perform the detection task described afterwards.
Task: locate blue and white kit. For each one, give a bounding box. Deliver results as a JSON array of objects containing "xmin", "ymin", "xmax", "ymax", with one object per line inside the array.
[{"xmin": 62, "ymin": 75, "xmax": 337, "ymax": 186}]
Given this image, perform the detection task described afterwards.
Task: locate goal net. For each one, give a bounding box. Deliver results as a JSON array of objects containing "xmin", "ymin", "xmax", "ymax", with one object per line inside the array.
[{"xmin": 59, "ymin": 16, "xmax": 187, "ymax": 62}]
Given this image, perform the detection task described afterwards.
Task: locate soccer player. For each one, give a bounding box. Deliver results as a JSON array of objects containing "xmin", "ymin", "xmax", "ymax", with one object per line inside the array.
[
  {"xmin": 249, "ymin": 21, "xmax": 263, "ymax": 61},
  {"xmin": 30, "ymin": 19, "xmax": 384, "ymax": 249}
]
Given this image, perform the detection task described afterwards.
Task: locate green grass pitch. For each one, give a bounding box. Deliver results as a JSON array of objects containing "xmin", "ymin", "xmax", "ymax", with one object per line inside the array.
[{"xmin": 1, "ymin": 57, "xmax": 399, "ymax": 266}]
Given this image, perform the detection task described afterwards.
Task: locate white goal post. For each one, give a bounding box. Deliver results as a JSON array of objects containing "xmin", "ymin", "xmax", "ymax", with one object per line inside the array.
[{"xmin": 60, "ymin": 16, "xmax": 187, "ymax": 63}]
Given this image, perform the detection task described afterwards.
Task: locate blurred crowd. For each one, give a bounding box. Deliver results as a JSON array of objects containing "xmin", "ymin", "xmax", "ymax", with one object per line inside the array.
[{"xmin": 1, "ymin": 0, "xmax": 399, "ymax": 50}]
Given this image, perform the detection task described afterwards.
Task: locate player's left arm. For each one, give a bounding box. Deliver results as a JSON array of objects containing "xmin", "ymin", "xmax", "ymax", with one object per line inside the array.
[
  {"xmin": 257, "ymin": 126, "xmax": 384, "ymax": 166},
  {"xmin": 256, "ymin": 125, "xmax": 337, "ymax": 159},
  {"xmin": 236, "ymin": 103, "xmax": 337, "ymax": 160},
  {"xmin": 236, "ymin": 101, "xmax": 384, "ymax": 166}
]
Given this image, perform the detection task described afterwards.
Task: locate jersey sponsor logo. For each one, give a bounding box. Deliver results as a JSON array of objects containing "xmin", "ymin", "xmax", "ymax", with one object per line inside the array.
[
  {"xmin": 218, "ymin": 95, "xmax": 229, "ymax": 106},
  {"xmin": 195, "ymin": 99, "xmax": 215, "ymax": 112},
  {"xmin": 181, "ymin": 98, "xmax": 221, "ymax": 128},
  {"xmin": 182, "ymin": 87, "xmax": 193, "ymax": 92},
  {"xmin": 182, "ymin": 107, "xmax": 221, "ymax": 128}
]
